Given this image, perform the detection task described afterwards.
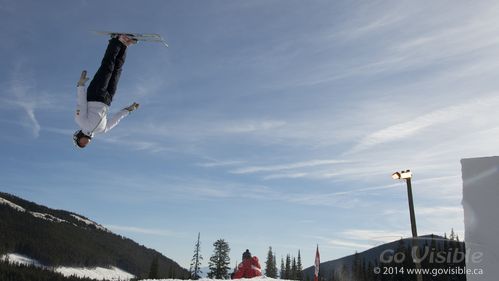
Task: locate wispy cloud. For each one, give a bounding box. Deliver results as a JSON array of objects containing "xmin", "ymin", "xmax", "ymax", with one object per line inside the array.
[
  {"xmin": 230, "ymin": 159, "xmax": 348, "ymax": 175},
  {"xmin": 415, "ymin": 206, "xmax": 463, "ymax": 216},
  {"xmin": 326, "ymin": 239, "xmax": 373, "ymax": 250},
  {"xmin": 221, "ymin": 120, "xmax": 286, "ymax": 134},
  {"xmin": 4, "ymin": 63, "xmax": 40, "ymax": 137},
  {"xmin": 99, "ymin": 135, "xmax": 173, "ymax": 153},
  {"xmin": 1, "ymin": 61, "xmax": 60, "ymax": 138},
  {"xmin": 341, "ymin": 229, "xmax": 408, "ymax": 244},
  {"xmin": 106, "ymin": 225, "xmax": 176, "ymax": 237},
  {"xmin": 348, "ymin": 96, "xmax": 499, "ymax": 154},
  {"xmin": 196, "ymin": 160, "xmax": 245, "ymax": 168}
]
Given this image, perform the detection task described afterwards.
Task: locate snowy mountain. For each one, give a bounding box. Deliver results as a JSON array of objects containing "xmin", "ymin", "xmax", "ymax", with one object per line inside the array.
[
  {"xmin": 0, "ymin": 192, "xmax": 189, "ymax": 280},
  {"xmin": 0, "ymin": 195, "xmax": 109, "ymax": 231},
  {"xmin": 302, "ymin": 235, "xmax": 466, "ymax": 281}
]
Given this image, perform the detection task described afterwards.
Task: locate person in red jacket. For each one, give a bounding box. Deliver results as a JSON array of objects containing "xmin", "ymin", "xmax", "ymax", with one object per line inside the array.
[{"xmin": 233, "ymin": 249, "xmax": 262, "ymax": 279}]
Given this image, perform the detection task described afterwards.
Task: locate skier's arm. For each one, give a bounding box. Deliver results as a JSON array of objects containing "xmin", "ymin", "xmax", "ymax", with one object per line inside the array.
[
  {"xmin": 75, "ymin": 85, "xmax": 89, "ymax": 124},
  {"xmin": 104, "ymin": 109, "xmax": 130, "ymax": 133},
  {"xmin": 75, "ymin": 71, "xmax": 90, "ymax": 125},
  {"xmin": 104, "ymin": 102, "xmax": 139, "ymax": 133}
]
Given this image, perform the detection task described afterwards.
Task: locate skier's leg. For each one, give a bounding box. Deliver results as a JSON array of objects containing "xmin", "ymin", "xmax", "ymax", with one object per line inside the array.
[
  {"xmin": 106, "ymin": 45, "xmax": 127, "ymax": 102},
  {"xmin": 87, "ymin": 38, "xmax": 123, "ymax": 106}
]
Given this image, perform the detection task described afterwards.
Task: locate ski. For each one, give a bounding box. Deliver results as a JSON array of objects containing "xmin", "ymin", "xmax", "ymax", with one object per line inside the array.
[{"xmin": 94, "ymin": 31, "xmax": 169, "ymax": 48}]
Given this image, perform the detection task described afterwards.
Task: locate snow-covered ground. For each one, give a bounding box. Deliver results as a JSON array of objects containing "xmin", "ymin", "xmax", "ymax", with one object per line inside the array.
[
  {"xmin": 139, "ymin": 276, "xmax": 288, "ymax": 281},
  {"xmin": 1, "ymin": 253, "xmax": 44, "ymax": 267},
  {"xmin": 0, "ymin": 197, "xmax": 26, "ymax": 212},
  {"xmin": 55, "ymin": 266, "xmax": 135, "ymax": 281},
  {"xmin": 1, "ymin": 253, "xmax": 135, "ymax": 281},
  {"xmin": 70, "ymin": 213, "xmax": 110, "ymax": 232}
]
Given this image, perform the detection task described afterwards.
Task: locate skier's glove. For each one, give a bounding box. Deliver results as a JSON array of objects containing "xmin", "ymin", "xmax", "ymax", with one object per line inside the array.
[
  {"xmin": 77, "ymin": 70, "xmax": 89, "ymax": 87},
  {"xmin": 124, "ymin": 102, "xmax": 140, "ymax": 112}
]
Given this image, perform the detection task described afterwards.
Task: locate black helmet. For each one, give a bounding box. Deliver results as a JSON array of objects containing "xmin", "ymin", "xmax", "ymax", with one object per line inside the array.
[
  {"xmin": 73, "ymin": 130, "xmax": 91, "ymax": 148},
  {"xmin": 242, "ymin": 249, "xmax": 251, "ymax": 260}
]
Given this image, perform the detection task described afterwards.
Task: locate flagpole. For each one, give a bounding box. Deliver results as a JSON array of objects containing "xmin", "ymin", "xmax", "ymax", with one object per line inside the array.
[{"xmin": 314, "ymin": 245, "xmax": 320, "ymax": 281}]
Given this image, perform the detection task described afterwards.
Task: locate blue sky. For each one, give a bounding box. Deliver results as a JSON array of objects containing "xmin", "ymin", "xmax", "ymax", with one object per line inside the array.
[{"xmin": 2, "ymin": 0, "xmax": 499, "ymax": 269}]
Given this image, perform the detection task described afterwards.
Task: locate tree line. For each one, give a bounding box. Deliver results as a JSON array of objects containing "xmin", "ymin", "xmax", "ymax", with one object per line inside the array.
[
  {"xmin": 315, "ymin": 230, "xmax": 466, "ymax": 281},
  {"xmin": 189, "ymin": 233, "xmax": 303, "ymax": 280},
  {"xmin": 0, "ymin": 260, "xmax": 97, "ymax": 281}
]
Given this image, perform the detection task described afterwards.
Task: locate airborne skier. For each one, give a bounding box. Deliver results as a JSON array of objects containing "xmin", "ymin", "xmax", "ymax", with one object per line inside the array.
[{"xmin": 73, "ymin": 34, "xmax": 140, "ymax": 148}]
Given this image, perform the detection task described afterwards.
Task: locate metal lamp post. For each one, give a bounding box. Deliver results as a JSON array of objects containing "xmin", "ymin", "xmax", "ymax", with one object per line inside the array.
[{"xmin": 392, "ymin": 169, "xmax": 423, "ymax": 281}]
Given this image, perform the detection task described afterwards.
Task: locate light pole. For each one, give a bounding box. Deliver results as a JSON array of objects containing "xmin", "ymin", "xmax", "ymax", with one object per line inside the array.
[
  {"xmin": 392, "ymin": 170, "xmax": 418, "ymax": 238},
  {"xmin": 392, "ymin": 169, "xmax": 423, "ymax": 281}
]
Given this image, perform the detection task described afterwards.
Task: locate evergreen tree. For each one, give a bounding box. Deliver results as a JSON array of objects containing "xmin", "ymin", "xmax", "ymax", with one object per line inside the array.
[
  {"xmin": 190, "ymin": 232, "xmax": 203, "ymax": 280},
  {"xmin": 280, "ymin": 257, "xmax": 285, "ymax": 279},
  {"xmin": 449, "ymin": 228, "xmax": 456, "ymax": 240},
  {"xmin": 169, "ymin": 266, "xmax": 176, "ymax": 279},
  {"xmin": 339, "ymin": 264, "xmax": 349, "ymax": 281},
  {"xmin": 208, "ymin": 239, "xmax": 231, "ymax": 279},
  {"xmin": 285, "ymin": 254, "xmax": 291, "ymax": 279},
  {"xmin": 148, "ymin": 255, "xmax": 159, "ymax": 279},
  {"xmin": 296, "ymin": 250, "xmax": 303, "ymax": 281},
  {"xmin": 291, "ymin": 257, "xmax": 297, "ymax": 280},
  {"xmin": 366, "ymin": 262, "xmax": 376, "ymax": 281},
  {"xmin": 265, "ymin": 246, "xmax": 278, "ymax": 278},
  {"xmin": 351, "ymin": 252, "xmax": 369, "ymax": 281},
  {"xmin": 273, "ymin": 254, "xmax": 277, "ymax": 277}
]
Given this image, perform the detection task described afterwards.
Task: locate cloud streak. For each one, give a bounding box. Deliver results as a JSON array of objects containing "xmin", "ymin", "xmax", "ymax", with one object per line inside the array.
[
  {"xmin": 230, "ymin": 159, "xmax": 349, "ymax": 174},
  {"xmin": 1, "ymin": 61, "xmax": 60, "ymax": 138},
  {"xmin": 196, "ymin": 160, "xmax": 245, "ymax": 168},
  {"xmin": 6, "ymin": 63, "xmax": 40, "ymax": 137},
  {"xmin": 106, "ymin": 225, "xmax": 177, "ymax": 237},
  {"xmin": 348, "ymin": 95, "xmax": 499, "ymax": 154}
]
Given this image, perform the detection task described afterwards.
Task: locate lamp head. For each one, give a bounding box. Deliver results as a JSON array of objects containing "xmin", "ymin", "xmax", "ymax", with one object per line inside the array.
[{"xmin": 392, "ymin": 170, "xmax": 412, "ymax": 180}]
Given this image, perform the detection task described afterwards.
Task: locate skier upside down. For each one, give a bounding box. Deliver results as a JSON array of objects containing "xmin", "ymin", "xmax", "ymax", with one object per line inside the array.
[{"xmin": 73, "ymin": 34, "xmax": 140, "ymax": 148}]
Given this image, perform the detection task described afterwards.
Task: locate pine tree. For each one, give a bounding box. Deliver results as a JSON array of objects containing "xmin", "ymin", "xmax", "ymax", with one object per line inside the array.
[
  {"xmin": 280, "ymin": 257, "xmax": 285, "ymax": 279},
  {"xmin": 296, "ymin": 250, "xmax": 303, "ymax": 281},
  {"xmin": 190, "ymin": 232, "xmax": 203, "ymax": 280},
  {"xmin": 285, "ymin": 254, "xmax": 291, "ymax": 279},
  {"xmin": 265, "ymin": 247, "xmax": 278, "ymax": 278},
  {"xmin": 449, "ymin": 228, "xmax": 456, "ymax": 240},
  {"xmin": 169, "ymin": 266, "xmax": 176, "ymax": 279},
  {"xmin": 352, "ymin": 252, "xmax": 362, "ymax": 281},
  {"xmin": 291, "ymin": 257, "xmax": 297, "ymax": 280},
  {"xmin": 208, "ymin": 239, "xmax": 231, "ymax": 279},
  {"xmin": 148, "ymin": 255, "xmax": 159, "ymax": 279},
  {"xmin": 273, "ymin": 254, "xmax": 277, "ymax": 277},
  {"xmin": 339, "ymin": 264, "xmax": 349, "ymax": 281}
]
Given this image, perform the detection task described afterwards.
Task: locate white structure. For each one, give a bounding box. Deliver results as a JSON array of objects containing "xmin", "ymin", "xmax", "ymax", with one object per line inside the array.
[{"xmin": 462, "ymin": 156, "xmax": 499, "ymax": 280}]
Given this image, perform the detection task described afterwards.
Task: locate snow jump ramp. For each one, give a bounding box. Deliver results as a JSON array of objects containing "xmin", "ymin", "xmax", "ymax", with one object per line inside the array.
[{"xmin": 461, "ymin": 156, "xmax": 499, "ymax": 280}]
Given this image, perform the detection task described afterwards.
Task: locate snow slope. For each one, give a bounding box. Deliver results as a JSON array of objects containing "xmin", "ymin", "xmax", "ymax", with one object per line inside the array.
[
  {"xmin": 0, "ymin": 195, "xmax": 110, "ymax": 232},
  {"xmin": 55, "ymin": 266, "xmax": 135, "ymax": 281},
  {"xmin": 462, "ymin": 156, "xmax": 499, "ymax": 280},
  {"xmin": 70, "ymin": 214, "xmax": 110, "ymax": 232},
  {"xmin": 1, "ymin": 253, "xmax": 43, "ymax": 267},
  {"xmin": 0, "ymin": 197, "xmax": 26, "ymax": 212},
  {"xmin": 1, "ymin": 253, "xmax": 135, "ymax": 281},
  {"xmin": 139, "ymin": 276, "xmax": 290, "ymax": 281}
]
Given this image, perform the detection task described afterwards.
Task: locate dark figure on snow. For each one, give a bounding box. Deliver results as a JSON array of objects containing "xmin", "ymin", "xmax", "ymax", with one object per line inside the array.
[
  {"xmin": 233, "ymin": 249, "xmax": 262, "ymax": 279},
  {"xmin": 73, "ymin": 35, "xmax": 140, "ymax": 148}
]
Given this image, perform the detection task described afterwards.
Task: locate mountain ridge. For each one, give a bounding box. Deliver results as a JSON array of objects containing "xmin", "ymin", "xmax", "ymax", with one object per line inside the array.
[
  {"xmin": 0, "ymin": 191, "xmax": 189, "ymax": 280},
  {"xmin": 302, "ymin": 234, "xmax": 466, "ymax": 281}
]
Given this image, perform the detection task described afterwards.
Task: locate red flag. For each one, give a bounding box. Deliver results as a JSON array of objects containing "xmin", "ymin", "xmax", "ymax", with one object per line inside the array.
[{"xmin": 314, "ymin": 245, "xmax": 320, "ymax": 281}]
